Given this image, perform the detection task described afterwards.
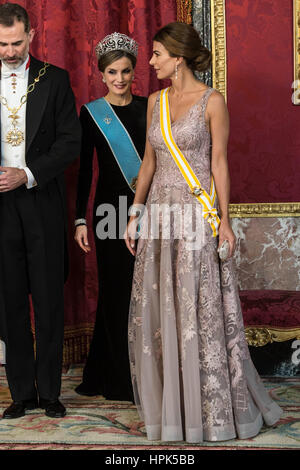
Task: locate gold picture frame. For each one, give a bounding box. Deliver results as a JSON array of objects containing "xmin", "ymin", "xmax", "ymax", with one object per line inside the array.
[
  {"xmin": 211, "ymin": 0, "xmax": 227, "ymax": 100},
  {"xmin": 211, "ymin": 0, "xmax": 299, "ymax": 216},
  {"xmin": 293, "ymin": 0, "xmax": 300, "ymax": 104}
]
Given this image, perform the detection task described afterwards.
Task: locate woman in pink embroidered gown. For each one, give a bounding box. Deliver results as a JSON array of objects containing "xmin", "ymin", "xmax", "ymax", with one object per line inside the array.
[{"xmin": 124, "ymin": 22, "xmax": 282, "ymax": 443}]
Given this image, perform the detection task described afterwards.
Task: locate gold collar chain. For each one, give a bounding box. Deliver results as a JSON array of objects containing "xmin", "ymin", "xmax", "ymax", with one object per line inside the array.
[{"xmin": 0, "ymin": 62, "xmax": 50, "ymax": 146}]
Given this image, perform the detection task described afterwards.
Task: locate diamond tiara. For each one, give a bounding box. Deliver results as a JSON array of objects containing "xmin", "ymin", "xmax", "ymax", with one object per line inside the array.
[{"xmin": 95, "ymin": 32, "xmax": 138, "ymax": 59}]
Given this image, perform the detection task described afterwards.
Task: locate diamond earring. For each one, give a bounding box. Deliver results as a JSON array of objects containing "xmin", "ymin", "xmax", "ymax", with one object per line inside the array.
[{"xmin": 175, "ymin": 64, "xmax": 178, "ymax": 80}]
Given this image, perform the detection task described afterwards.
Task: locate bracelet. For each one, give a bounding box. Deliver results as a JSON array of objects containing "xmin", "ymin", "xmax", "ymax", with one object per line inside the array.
[{"xmin": 74, "ymin": 218, "xmax": 87, "ymax": 227}]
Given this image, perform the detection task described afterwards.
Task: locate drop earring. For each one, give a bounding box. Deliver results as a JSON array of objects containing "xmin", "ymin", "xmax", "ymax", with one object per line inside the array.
[
  {"xmin": 175, "ymin": 63, "xmax": 178, "ymax": 80},
  {"xmin": 102, "ymin": 77, "xmax": 106, "ymax": 83}
]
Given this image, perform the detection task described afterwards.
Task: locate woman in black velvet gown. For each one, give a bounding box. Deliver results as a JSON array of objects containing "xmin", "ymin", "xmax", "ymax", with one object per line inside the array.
[{"xmin": 74, "ymin": 33, "xmax": 147, "ymax": 401}]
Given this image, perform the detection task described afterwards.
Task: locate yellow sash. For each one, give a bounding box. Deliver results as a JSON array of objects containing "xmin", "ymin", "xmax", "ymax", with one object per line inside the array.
[{"xmin": 159, "ymin": 87, "xmax": 220, "ymax": 238}]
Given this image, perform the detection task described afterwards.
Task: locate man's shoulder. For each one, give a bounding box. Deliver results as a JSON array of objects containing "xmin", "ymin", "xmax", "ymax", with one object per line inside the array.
[{"xmin": 30, "ymin": 55, "xmax": 69, "ymax": 79}]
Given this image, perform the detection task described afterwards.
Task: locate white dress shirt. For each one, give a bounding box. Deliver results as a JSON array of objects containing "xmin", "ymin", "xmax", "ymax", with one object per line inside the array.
[{"xmin": 1, "ymin": 55, "xmax": 36, "ymax": 188}]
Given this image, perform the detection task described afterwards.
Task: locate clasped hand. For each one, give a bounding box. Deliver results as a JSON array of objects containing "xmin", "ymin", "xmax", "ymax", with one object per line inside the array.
[{"xmin": 0, "ymin": 167, "xmax": 28, "ymax": 192}]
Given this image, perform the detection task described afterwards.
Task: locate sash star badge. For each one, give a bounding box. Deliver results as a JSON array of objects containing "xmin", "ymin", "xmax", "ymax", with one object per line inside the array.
[{"xmin": 103, "ymin": 116, "xmax": 112, "ymax": 125}]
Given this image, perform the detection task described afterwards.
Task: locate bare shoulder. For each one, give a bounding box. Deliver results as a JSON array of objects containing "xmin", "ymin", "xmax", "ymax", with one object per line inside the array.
[
  {"xmin": 147, "ymin": 90, "xmax": 160, "ymax": 119},
  {"xmin": 148, "ymin": 90, "xmax": 160, "ymax": 106},
  {"xmin": 207, "ymin": 90, "xmax": 227, "ymax": 110},
  {"xmin": 207, "ymin": 89, "xmax": 226, "ymax": 108},
  {"xmin": 206, "ymin": 89, "xmax": 228, "ymax": 120}
]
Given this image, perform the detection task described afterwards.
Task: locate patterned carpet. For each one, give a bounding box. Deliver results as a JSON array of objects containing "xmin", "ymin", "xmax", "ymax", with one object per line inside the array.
[{"xmin": 0, "ymin": 366, "xmax": 299, "ymax": 450}]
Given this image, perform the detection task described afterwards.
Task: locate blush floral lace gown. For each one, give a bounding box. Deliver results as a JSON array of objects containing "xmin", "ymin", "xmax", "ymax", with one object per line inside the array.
[{"xmin": 128, "ymin": 88, "xmax": 282, "ymax": 443}]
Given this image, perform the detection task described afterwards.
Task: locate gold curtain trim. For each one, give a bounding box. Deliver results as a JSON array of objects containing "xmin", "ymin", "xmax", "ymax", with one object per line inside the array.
[
  {"xmin": 294, "ymin": 0, "xmax": 300, "ymax": 104},
  {"xmin": 229, "ymin": 202, "xmax": 300, "ymax": 218},
  {"xmin": 31, "ymin": 323, "xmax": 94, "ymax": 366},
  {"xmin": 176, "ymin": 0, "xmax": 192, "ymax": 24},
  {"xmin": 63, "ymin": 323, "xmax": 94, "ymax": 365},
  {"xmin": 211, "ymin": 0, "xmax": 227, "ymax": 99},
  {"xmin": 64, "ymin": 323, "xmax": 94, "ymax": 337},
  {"xmin": 245, "ymin": 326, "xmax": 300, "ymax": 347}
]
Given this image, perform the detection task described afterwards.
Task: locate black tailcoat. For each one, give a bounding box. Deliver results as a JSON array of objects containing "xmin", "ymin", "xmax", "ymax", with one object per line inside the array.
[{"xmin": 0, "ymin": 55, "xmax": 81, "ymax": 401}]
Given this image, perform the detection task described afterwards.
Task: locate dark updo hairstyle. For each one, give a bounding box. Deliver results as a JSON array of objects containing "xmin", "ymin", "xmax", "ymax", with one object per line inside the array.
[
  {"xmin": 98, "ymin": 50, "xmax": 137, "ymax": 72},
  {"xmin": 153, "ymin": 22, "xmax": 211, "ymax": 73}
]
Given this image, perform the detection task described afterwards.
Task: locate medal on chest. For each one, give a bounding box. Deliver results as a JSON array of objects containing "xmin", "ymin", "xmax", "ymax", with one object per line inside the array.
[
  {"xmin": 5, "ymin": 110, "xmax": 24, "ymax": 146},
  {"xmin": 0, "ymin": 62, "xmax": 50, "ymax": 147}
]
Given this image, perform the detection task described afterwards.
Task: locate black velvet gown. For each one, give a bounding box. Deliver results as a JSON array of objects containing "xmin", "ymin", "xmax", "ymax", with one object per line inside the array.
[{"xmin": 76, "ymin": 95, "xmax": 148, "ymax": 401}]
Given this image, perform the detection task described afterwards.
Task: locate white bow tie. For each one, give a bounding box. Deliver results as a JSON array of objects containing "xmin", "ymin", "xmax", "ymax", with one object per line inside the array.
[{"xmin": 2, "ymin": 70, "xmax": 25, "ymax": 79}]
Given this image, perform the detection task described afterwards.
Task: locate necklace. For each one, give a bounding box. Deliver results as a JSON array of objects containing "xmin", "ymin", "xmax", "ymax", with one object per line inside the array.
[{"xmin": 0, "ymin": 62, "xmax": 50, "ymax": 147}]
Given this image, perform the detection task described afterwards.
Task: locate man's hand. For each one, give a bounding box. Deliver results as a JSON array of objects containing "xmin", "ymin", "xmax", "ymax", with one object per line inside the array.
[{"xmin": 0, "ymin": 167, "xmax": 28, "ymax": 192}]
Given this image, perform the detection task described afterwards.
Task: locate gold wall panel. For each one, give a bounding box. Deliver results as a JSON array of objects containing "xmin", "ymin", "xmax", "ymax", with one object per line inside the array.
[{"xmin": 229, "ymin": 202, "xmax": 300, "ymax": 218}]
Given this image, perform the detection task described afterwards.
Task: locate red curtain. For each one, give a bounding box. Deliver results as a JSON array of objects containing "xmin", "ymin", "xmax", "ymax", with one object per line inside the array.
[
  {"xmin": 2, "ymin": 0, "xmax": 177, "ymax": 362},
  {"xmin": 226, "ymin": 0, "xmax": 300, "ymax": 203},
  {"xmin": 15, "ymin": 0, "xmax": 178, "ymax": 102}
]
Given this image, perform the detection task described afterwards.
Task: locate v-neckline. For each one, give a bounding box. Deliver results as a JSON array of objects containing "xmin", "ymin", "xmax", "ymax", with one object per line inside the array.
[{"xmin": 168, "ymin": 87, "xmax": 210, "ymax": 126}]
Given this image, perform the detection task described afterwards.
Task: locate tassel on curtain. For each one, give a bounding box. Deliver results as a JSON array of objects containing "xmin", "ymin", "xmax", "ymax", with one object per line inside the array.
[{"xmin": 176, "ymin": 0, "xmax": 193, "ymax": 23}]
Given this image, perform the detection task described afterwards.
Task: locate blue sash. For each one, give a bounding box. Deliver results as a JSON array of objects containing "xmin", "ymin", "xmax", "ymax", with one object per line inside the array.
[{"xmin": 85, "ymin": 98, "xmax": 142, "ymax": 192}]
